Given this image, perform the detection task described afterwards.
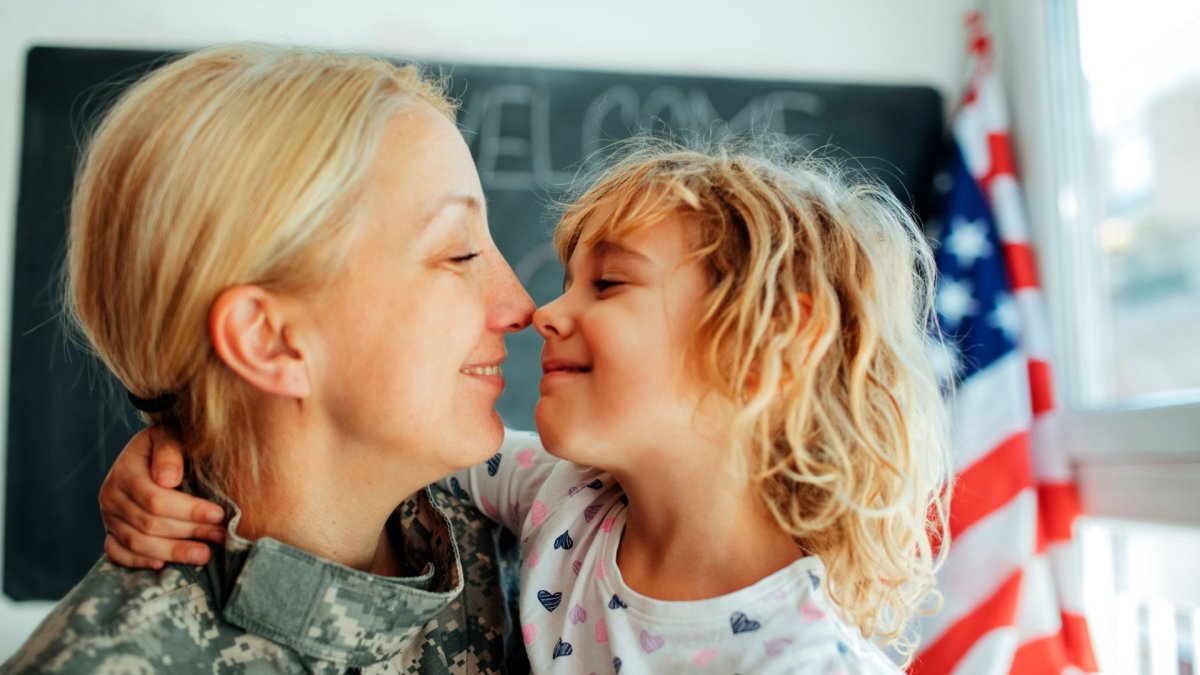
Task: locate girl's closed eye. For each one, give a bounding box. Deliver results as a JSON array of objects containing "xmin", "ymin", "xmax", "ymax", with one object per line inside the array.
[{"xmin": 592, "ymin": 278, "xmax": 625, "ymax": 293}]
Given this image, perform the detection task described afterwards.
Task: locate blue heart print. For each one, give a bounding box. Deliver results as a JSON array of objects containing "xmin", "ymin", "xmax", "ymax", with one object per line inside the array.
[
  {"xmin": 808, "ymin": 570, "xmax": 821, "ymax": 590},
  {"xmin": 486, "ymin": 453, "xmax": 502, "ymax": 476},
  {"xmin": 538, "ymin": 590, "xmax": 563, "ymax": 612},
  {"xmin": 554, "ymin": 530, "xmax": 574, "ymax": 550},
  {"xmin": 553, "ymin": 638, "xmax": 573, "ymax": 659},
  {"xmin": 614, "ymin": 657, "xmax": 622, "ymax": 673},
  {"xmin": 730, "ymin": 611, "xmax": 762, "ymax": 634},
  {"xmin": 586, "ymin": 479, "xmax": 603, "ymax": 489},
  {"xmin": 608, "ymin": 594, "xmax": 628, "ymax": 610},
  {"xmin": 449, "ymin": 477, "xmax": 470, "ymax": 501}
]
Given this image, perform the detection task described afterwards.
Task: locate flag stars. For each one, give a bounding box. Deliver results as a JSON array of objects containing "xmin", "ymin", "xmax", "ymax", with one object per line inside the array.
[
  {"xmin": 988, "ymin": 293, "xmax": 1021, "ymax": 342},
  {"xmin": 927, "ymin": 340, "xmax": 964, "ymax": 383},
  {"xmin": 946, "ymin": 217, "xmax": 993, "ymax": 268},
  {"xmin": 937, "ymin": 279, "xmax": 978, "ymax": 329}
]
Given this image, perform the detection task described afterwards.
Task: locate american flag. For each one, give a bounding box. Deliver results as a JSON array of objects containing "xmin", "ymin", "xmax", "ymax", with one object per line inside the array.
[{"xmin": 910, "ymin": 13, "xmax": 1098, "ymax": 674}]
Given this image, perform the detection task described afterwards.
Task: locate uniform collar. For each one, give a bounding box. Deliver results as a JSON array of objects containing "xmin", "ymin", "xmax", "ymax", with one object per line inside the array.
[{"xmin": 202, "ymin": 487, "xmax": 464, "ymax": 667}]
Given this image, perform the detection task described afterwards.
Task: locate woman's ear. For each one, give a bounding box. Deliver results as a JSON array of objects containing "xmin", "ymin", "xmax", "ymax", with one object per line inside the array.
[{"xmin": 209, "ymin": 285, "xmax": 311, "ymax": 398}]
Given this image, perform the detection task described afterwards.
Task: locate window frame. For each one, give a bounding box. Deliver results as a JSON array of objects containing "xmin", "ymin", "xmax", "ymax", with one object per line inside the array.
[{"xmin": 990, "ymin": 0, "xmax": 1200, "ymax": 529}]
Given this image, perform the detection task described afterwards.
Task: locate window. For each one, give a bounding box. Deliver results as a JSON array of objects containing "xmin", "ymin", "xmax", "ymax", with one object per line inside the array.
[
  {"xmin": 1037, "ymin": 1, "xmax": 1200, "ymax": 672},
  {"xmin": 1073, "ymin": 0, "xmax": 1200, "ymax": 405}
]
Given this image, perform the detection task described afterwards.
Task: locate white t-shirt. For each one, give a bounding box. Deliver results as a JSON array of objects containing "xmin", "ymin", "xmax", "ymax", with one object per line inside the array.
[{"xmin": 441, "ymin": 429, "xmax": 901, "ymax": 674}]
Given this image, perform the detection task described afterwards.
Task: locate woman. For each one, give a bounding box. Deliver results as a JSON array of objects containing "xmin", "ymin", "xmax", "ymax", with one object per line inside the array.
[{"xmin": 4, "ymin": 44, "xmax": 532, "ymax": 673}]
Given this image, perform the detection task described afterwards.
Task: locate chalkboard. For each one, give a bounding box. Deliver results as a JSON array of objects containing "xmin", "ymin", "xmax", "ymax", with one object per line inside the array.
[{"xmin": 4, "ymin": 46, "xmax": 942, "ymax": 600}]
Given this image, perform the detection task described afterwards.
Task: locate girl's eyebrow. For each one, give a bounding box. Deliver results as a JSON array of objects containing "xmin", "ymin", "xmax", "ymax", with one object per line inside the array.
[
  {"xmin": 592, "ymin": 239, "xmax": 654, "ymax": 266},
  {"xmin": 561, "ymin": 238, "xmax": 655, "ymax": 290}
]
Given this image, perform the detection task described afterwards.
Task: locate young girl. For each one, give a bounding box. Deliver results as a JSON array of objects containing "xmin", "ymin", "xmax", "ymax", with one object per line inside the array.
[{"xmin": 101, "ymin": 140, "xmax": 950, "ymax": 673}]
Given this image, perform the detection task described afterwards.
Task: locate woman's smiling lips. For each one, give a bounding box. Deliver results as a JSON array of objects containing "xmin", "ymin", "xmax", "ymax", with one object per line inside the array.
[{"xmin": 460, "ymin": 358, "xmax": 506, "ymax": 389}]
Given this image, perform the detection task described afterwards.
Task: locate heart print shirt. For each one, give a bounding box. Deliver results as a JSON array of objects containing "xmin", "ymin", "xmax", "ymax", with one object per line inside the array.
[{"xmin": 439, "ymin": 428, "xmax": 901, "ymax": 675}]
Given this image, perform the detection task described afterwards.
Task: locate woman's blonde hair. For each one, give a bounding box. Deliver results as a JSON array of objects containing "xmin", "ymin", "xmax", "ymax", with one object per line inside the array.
[
  {"xmin": 555, "ymin": 138, "xmax": 951, "ymax": 663},
  {"xmin": 66, "ymin": 44, "xmax": 454, "ymax": 502}
]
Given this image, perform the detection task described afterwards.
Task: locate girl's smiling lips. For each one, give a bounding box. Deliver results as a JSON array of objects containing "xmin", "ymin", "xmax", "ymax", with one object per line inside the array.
[
  {"xmin": 541, "ymin": 359, "xmax": 592, "ymax": 375},
  {"xmin": 540, "ymin": 358, "xmax": 592, "ymax": 394}
]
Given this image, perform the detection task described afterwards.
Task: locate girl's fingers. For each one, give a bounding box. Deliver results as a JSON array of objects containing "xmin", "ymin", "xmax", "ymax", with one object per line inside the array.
[
  {"xmin": 100, "ymin": 486, "xmax": 225, "ymax": 544},
  {"xmin": 104, "ymin": 514, "xmax": 213, "ymax": 566},
  {"xmin": 103, "ymin": 533, "xmax": 164, "ymax": 571},
  {"xmin": 147, "ymin": 426, "xmax": 186, "ymax": 488},
  {"xmin": 103, "ymin": 427, "xmax": 225, "ymax": 525},
  {"xmin": 120, "ymin": 475, "xmax": 225, "ymax": 528}
]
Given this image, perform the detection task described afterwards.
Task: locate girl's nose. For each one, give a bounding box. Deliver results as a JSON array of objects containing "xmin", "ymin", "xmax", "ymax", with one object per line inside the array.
[{"xmin": 533, "ymin": 294, "xmax": 570, "ymax": 339}]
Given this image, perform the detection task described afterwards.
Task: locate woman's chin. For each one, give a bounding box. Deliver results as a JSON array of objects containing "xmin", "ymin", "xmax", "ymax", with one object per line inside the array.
[{"xmin": 446, "ymin": 408, "xmax": 506, "ymax": 469}]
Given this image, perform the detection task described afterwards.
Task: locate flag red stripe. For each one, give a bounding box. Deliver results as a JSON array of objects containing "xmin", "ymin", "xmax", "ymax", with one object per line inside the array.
[
  {"xmin": 1002, "ymin": 242, "xmax": 1040, "ymax": 290},
  {"xmin": 1027, "ymin": 358, "xmax": 1055, "ymax": 416},
  {"xmin": 1037, "ymin": 483, "xmax": 1083, "ymax": 545},
  {"xmin": 909, "ymin": 570, "xmax": 1024, "ymax": 675},
  {"xmin": 1062, "ymin": 610, "xmax": 1100, "ymax": 671},
  {"xmin": 1010, "ymin": 631, "xmax": 1068, "ymax": 674},
  {"xmin": 982, "ymin": 132, "xmax": 1017, "ymax": 186},
  {"xmin": 950, "ymin": 431, "xmax": 1033, "ymax": 540},
  {"xmin": 1010, "ymin": 611, "xmax": 1099, "ymax": 674}
]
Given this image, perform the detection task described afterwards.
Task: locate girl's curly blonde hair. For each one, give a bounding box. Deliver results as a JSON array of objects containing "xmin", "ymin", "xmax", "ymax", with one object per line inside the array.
[{"xmin": 554, "ymin": 138, "xmax": 951, "ymax": 663}]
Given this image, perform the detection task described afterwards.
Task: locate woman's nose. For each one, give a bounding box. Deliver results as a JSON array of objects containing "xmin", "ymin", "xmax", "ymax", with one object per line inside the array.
[{"xmin": 488, "ymin": 255, "xmax": 534, "ymax": 333}]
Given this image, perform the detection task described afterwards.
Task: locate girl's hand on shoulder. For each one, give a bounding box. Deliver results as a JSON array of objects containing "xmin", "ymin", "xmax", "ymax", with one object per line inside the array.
[{"xmin": 98, "ymin": 427, "xmax": 227, "ymax": 568}]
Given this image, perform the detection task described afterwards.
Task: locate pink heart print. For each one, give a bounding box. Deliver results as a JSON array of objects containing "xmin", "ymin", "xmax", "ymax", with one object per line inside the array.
[
  {"xmin": 639, "ymin": 629, "xmax": 666, "ymax": 653},
  {"xmin": 480, "ymin": 496, "xmax": 499, "ymax": 519},
  {"xmin": 517, "ymin": 448, "xmax": 536, "ymax": 467},
  {"xmin": 569, "ymin": 604, "xmax": 587, "ymax": 625},
  {"xmin": 692, "ymin": 648, "xmax": 719, "ymax": 667},
  {"xmin": 765, "ymin": 638, "xmax": 793, "ymax": 656},
  {"xmin": 802, "ymin": 601, "xmax": 825, "ymax": 621},
  {"xmin": 530, "ymin": 501, "xmax": 548, "ymax": 527},
  {"xmin": 522, "ymin": 623, "xmax": 537, "ymax": 645},
  {"xmin": 595, "ymin": 619, "xmax": 609, "ymax": 643}
]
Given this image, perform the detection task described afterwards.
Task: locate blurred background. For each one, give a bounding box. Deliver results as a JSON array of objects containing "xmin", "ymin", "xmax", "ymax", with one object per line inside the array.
[{"xmin": 0, "ymin": 1, "xmax": 1197, "ymax": 673}]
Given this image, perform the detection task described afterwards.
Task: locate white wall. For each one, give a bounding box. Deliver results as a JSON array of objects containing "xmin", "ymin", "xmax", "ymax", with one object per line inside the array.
[{"xmin": 0, "ymin": 0, "xmax": 977, "ymax": 656}]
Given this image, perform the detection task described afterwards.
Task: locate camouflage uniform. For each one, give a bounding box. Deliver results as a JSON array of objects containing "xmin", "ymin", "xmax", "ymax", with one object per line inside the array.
[{"xmin": 2, "ymin": 487, "xmax": 512, "ymax": 674}]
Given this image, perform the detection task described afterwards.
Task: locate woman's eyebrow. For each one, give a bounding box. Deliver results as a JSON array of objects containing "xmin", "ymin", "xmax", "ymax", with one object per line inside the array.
[{"xmin": 421, "ymin": 195, "xmax": 483, "ymax": 229}]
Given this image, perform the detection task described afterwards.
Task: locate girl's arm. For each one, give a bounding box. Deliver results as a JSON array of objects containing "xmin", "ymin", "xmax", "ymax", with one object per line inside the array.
[{"xmin": 432, "ymin": 428, "xmax": 560, "ymax": 535}]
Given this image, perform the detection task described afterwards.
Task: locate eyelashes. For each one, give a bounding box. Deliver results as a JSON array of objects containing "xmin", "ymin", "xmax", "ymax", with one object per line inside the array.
[
  {"xmin": 592, "ymin": 278, "xmax": 624, "ymax": 293},
  {"xmin": 449, "ymin": 251, "xmax": 481, "ymax": 264}
]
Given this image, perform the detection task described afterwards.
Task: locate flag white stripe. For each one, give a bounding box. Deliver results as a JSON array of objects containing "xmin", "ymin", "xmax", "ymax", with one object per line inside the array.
[
  {"xmin": 1014, "ymin": 290, "xmax": 1055, "ymax": 358},
  {"xmin": 988, "ymin": 176, "xmax": 1031, "ymax": 243},
  {"xmin": 919, "ymin": 489, "xmax": 1038, "ymax": 647},
  {"xmin": 1030, "ymin": 411, "xmax": 1074, "ymax": 482},
  {"xmin": 1015, "ymin": 554, "xmax": 1065, "ymax": 641},
  {"xmin": 1046, "ymin": 541, "xmax": 1088, "ymax": 615},
  {"xmin": 950, "ymin": 351, "xmax": 1032, "ymax": 473}
]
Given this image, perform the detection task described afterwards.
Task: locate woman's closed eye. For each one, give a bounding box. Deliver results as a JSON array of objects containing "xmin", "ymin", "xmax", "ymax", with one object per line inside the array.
[{"xmin": 449, "ymin": 251, "xmax": 480, "ymax": 264}]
